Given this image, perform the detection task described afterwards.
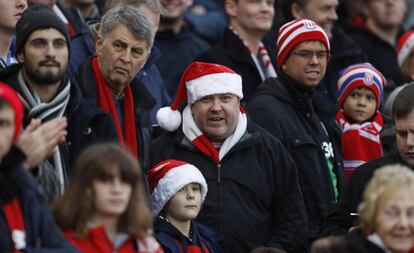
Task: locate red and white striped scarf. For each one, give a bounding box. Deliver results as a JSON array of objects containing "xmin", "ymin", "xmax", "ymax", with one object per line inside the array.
[
  {"xmin": 229, "ymin": 27, "xmax": 277, "ymax": 81},
  {"xmin": 336, "ymin": 109, "xmax": 383, "ymax": 181},
  {"xmin": 182, "ymin": 105, "xmax": 247, "ymax": 164}
]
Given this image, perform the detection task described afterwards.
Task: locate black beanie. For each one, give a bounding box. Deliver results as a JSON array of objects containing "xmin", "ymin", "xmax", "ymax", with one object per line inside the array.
[{"xmin": 15, "ymin": 5, "xmax": 70, "ymax": 55}]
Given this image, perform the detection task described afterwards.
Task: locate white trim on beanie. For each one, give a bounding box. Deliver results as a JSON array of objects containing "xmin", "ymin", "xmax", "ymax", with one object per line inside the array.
[
  {"xmin": 278, "ymin": 23, "xmax": 329, "ymax": 57},
  {"xmin": 337, "ymin": 67, "xmax": 384, "ymax": 88},
  {"xmin": 150, "ymin": 164, "xmax": 208, "ymax": 216},
  {"xmin": 398, "ymin": 33, "xmax": 414, "ymax": 67},
  {"xmin": 186, "ymin": 73, "xmax": 243, "ymax": 104}
]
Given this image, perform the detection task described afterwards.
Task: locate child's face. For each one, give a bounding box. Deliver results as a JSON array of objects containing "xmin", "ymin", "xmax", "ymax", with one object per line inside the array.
[
  {"xmin": 91, "ymin": 173, "xmax": 132, "ymax": 219},
  {"xmin": 343, "ymin": 87, "xmax": 377, "ymax": 124},
  {"xmin": 165, "ymin": 183, "xmax": 202, "ymax": 222},
  {"xmin": 0, "ymin": 104, "xmax": 15, "ymax": 160}
]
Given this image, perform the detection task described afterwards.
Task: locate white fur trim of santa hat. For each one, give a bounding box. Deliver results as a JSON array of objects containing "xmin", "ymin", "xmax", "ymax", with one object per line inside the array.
[
  {"xmin": 186, "ymin": 72, "xmax": 243, "ymax": 104},
  {"xmin": 150, "ymin": 164, "xmax": 208, "ymax": 216},
  {"xmin": 397, "ymin": 30, "xmax": 414, "ymax": 67}
]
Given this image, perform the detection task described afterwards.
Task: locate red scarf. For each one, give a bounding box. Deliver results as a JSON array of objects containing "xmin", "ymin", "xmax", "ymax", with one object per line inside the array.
[
  {"xmin": 3, "ymin": 198, "xmax": 25, "ymax": 253},
  {"xmin": 175, "ymin": 239, "xmax": 210, "ymax": 253},
  {"xmin": 91, "ymin": 57, "xmax": 138, "ymax": 157},
  {"xmin": 336, "ymin": 109, "xmax": 383, "ymax": 181}
]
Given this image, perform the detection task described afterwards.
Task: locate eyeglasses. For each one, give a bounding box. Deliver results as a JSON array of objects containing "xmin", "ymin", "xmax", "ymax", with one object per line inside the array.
[{"xmin": 291, "ymin": 50, "xmax": 328, "ymax": 60}]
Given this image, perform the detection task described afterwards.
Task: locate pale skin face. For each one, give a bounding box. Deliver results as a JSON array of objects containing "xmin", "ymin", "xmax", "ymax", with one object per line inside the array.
[
  {"xmin": 292, "ymin": 0, "xmax": 338, "ymax": 39},
  {"xmin": 96, "ymin": 24, "xmax": 150, "ymax": 97},
  {"xmin": 375, "ymin": 190, "xmax": 414, "ymax": 253},
  {"xmin": 0, "ymin": 105, "xmax": 15, "ymax": 160},
  {"xmin": 160, "ymin": 0, "xmax": 193, "ymax": 20},
  {"xmin": 91, "ymin": 173, "xmax": 132, "ymax": 218},
  {"xmin": 226, "ymin": 0, "xmax": 274, "ymax": 35},
  {"xmin": 395, "ymin": 110, "xmax": 414, "ymax": 167},
  {"xmin": 191, "ymin": 94, "xmax": 240, "ymax": 143},
  {"xmin": 17, "ymin": 28, "xmax": 69, "ymax": 88},
  {"xmin": 342, "ymin": 87, "xmax": 377, "ymax": 124},
  {"xmin": 0, "ymin": 0, "xmax": 27, "ymax": 33},
  {"xmin": 165, "ymin": 183, "xmax": 202, "ymax": 223},
  {"xmin": 364, "ymin": 0, "xmax": 406, "ymax": 30},
  {"xmin": 282, "ymin": 40, "xmax": 328, "ymax": 88}
]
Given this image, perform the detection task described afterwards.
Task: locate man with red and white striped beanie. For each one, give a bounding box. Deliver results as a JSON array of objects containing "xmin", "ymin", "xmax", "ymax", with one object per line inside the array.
[
  {"xmin": 397, "ymin": 29, "xmax": 414, "ymax": 82},
  {"xmin": 247, "ymin": 19, "xmax": 346, "ymax": 243},
  {"xmin": 153, "ymin": 61, "xmax": 307, "ymax": 253}
]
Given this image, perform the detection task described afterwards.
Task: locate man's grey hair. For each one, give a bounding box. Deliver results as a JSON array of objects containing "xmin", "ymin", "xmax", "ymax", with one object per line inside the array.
[{"xmin": 100, "ymin": 5, "xmax": 155, "ymax": 50}]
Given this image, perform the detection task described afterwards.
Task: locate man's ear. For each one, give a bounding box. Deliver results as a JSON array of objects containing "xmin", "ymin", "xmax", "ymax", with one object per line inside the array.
[
  {"xmin": 224, "ymin": 0, "xmax": 237, "ymax": 18},
  {"xmin": 17, "ymin": 52, "xmax": 24, "ymax": 64},
  {"xmin": 95, "ymin": 35, "xmax": 103, "ymax": 56},
  {"xmin": 281, "ymin": 63, "xmax": 287, "ymax": 71},
  {"xmin": 291, "ymin": 3, "xmax": 306, "ymax": 19}
]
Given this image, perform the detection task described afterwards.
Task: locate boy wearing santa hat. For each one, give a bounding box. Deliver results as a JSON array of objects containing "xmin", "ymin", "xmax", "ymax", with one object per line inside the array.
[{"xmin": 147, "ymin": 159, "xmax": 221, "ymax": 253}]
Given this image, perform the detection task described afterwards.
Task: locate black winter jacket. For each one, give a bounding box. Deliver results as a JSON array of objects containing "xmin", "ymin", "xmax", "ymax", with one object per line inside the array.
[
  {"xmin": 196, "ymin": 28, "xmax": 277, "ymax": 102},
  {"xmin": 151, "ymin": 122, "xmax": 307, "ymax": 253},
  {"xmin": 76, "ymin": 57, "xmax": 155, "ymax": 171},
  {"xmin": 247, "ymin": 73, "xmax": 346, "ymax": 241},
  {"xmin": 319, "ymin": 150, "xmax": 406, "ymax": 237}
]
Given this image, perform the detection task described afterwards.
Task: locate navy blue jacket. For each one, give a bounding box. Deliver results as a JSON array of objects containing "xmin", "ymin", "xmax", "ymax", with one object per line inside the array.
[
  {"xmin": 154, "ymin": 217, "xmax": 221, "ymax": 253},
  {"xmin": 155, "ymin": 25, "xmax": 210, "ymax": 99},
  {"xmin": 0, "ymin": 147, "xmax": 80, "ymax": 253}
]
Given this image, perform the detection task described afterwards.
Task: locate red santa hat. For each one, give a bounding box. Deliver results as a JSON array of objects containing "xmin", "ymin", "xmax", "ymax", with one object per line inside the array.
[
  {"xmin": 277, "ymin": 18, "xmax": 330, "ymax": 66},
  {"xmin": 397, "ymin": 30, "xmax": 414, "ymax": 67},
  {"xmin": 0, "ymin": 82, "xmax": 23, "ymax": 141},
  {"xmin": 337, "ymin": 63, "xmax": 385, "ymax": 110},
  {"xmin": 156, "ymin": 62, "xmax": 243, "ymax": 131},
  {"xmin": 147, "ymin": 159, "xmax": 208, "ymax": 216}
]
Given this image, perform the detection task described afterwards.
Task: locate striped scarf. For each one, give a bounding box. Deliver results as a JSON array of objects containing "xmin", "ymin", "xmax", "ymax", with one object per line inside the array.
[
  {"xmin": 182, "ymin": 105, "xmax": 247, "ymax": 164},
  {"xmin": 17, "ymin": 70, "xmax": 70, "ymax": 202},
  {"xmin": 336, "ymin": 109, "xmax": 383, "ymax": 181},
  {"xmin": 229, "ymin": 27, "xmax": 277, "ymax": 81}
]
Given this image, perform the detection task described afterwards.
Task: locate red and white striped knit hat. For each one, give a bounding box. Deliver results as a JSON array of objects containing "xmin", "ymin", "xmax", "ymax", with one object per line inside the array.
[
  {"xmin": 276, "ymin": 18, "xmax": 330, "ymax": 66},
  {"xmin": 337, "ymin": 63, "xmax": 385, "ymax": 110},
  {"xmin": 147, "ymin": 159, "xmax": 208, "ymax": 216},
  {"xmin": 156, "ymin": 62, "xmax": 243, "ymax": 131},
  {"xmin": 397, "ymin": 30, "xmax": 414, "ymax": 67}
]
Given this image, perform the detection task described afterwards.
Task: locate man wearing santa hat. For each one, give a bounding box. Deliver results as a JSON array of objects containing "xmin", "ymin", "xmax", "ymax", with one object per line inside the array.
[{"xmin": 153, "ymin": 61, "xmax": 307, "ymax": 253}]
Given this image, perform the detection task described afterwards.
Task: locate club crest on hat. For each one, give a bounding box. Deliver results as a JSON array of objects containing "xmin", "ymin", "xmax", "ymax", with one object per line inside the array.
[
  {"xmin": 364, "ymin": 73, "xmax": 374, "ymax": 85},
  {"xmin": 303, "ymin": 21, "xmax": 317, "ymax": 30}
]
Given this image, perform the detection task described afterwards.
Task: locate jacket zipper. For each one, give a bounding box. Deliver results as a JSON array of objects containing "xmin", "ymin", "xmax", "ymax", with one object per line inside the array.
[{"xmin": 217, "ymin": 163, "xmax": 221, "ymax": 183}]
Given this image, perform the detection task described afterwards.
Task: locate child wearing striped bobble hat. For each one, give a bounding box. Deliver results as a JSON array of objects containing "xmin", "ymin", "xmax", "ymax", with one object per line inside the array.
[{"xmin": 336, "ymin": 63, "xmax": 385, "ymax": 181}]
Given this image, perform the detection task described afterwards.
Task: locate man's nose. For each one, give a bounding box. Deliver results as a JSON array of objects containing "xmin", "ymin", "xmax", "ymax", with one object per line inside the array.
[{"xmin": 120, "ymin": 49, "xmax": 132, "ymax": 63}]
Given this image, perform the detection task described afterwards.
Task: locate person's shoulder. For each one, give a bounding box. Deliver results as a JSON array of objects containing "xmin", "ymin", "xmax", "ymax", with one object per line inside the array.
[{"xmin": 350, "ymin": 152, "xmax": 398, "ymax": 185}]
